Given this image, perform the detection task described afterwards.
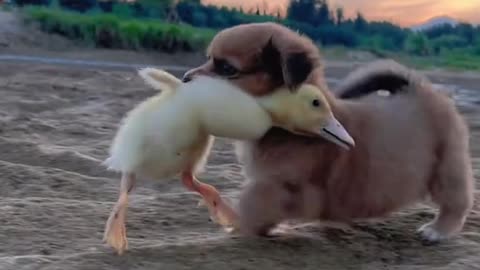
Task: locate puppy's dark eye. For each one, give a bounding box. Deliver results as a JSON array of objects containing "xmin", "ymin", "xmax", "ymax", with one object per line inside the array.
[
  {"xmin": 312, "ymin": 99, "xmax": 321, "ymax": 107},
  {"xmin": 213, "ymin": 58, "xmax": 238, "ymax": 77}
]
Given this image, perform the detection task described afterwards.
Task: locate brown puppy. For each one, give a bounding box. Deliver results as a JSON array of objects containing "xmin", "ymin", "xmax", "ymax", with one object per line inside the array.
[{"xmin": 183, "ymin": 22, "xmax": 474, "ymax": 242}]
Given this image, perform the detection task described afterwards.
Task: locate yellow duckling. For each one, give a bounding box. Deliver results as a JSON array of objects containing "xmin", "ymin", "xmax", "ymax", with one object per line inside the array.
[{"xmin": 102, "ymin": 68, "xmax": 354, "ymax": 255}]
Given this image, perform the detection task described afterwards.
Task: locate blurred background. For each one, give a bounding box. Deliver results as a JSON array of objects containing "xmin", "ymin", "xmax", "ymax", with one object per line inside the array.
[
  {"xmin": 0, "ymin": 1, "xmax": 479, "ymax": 270},
  {"xmin": 2, "ymin": 0, "xmax": 480, "ymax": 70}
]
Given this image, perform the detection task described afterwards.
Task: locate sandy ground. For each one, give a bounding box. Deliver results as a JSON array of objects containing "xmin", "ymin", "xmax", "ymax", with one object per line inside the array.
[
  {"xmin": 0, "ymin": 9, "xmax": 480, "ymax": 270},
  {"xmin": 0, "ymin": 61, "xmax": 478, "ymax": 270}
]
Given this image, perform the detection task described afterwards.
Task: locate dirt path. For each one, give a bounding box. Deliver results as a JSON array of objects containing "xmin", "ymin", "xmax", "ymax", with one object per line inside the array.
[
  {"xmin": 0, "ymin": 54, "xmax": 190, "ymax": 72},
  {"xmin": 0, "ymin": 61, "xmax": 478, "ymax": 270}
]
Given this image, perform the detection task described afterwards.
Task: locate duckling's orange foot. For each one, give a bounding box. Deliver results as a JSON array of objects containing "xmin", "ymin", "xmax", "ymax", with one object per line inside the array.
[
  {"xmin": 103, "ymin": 210, "xmax": 128, "ymax": 255},
  {"xmin": 214, "ymin": 207, "xmax": 237, "ymax": 227},
  {"xmin": 103, "ymin": 193, "xmax": 129, "ymax": 255},
  {"xmin": 198, "ymin": 198, "xmax": 239, "ymax": 228}
]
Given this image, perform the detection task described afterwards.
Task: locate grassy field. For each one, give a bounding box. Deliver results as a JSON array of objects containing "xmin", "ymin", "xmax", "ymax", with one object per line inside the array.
[
  {"xmin": 404, "ymin": 53, "xmax": 480, "ymax": 71},
  {"xmin": 22, "ymin": 6, "xmax": 216, "ymax": 53},
  {"xmin": 322, "ymin": 46, "xmax": 480, "ymax": 72}
]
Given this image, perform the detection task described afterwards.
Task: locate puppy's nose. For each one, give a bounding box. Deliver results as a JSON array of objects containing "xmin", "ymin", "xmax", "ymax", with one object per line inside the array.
[
  {"xmin": 182, "ymin": 74, "xmax": 192, "ymax": 83},
  {"xmin": 183, "ymin": 66, "xmax": 211, "ymax": 82}
]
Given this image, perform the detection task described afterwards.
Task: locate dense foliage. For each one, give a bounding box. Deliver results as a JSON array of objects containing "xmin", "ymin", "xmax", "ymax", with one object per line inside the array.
[
  {"xmin": 23, "ymin": 6, "xmax": 215, "ymax": 52},
  {"xmin": 16, "ymin": 0, "xmax": 480, "ymax": 66}
]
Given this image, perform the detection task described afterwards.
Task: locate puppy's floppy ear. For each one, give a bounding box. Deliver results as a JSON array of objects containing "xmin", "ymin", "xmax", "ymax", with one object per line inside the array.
[
  {"xmin": 283, "ymin": 51, "xmax": 313, "ymax": 89},
  {"xmin": 260, "ymin": 37, "xmax": 283, "ymax": 85},
  {"xmin": 260, "ymin": 37, "xmax": 313, "ymax": 90}
]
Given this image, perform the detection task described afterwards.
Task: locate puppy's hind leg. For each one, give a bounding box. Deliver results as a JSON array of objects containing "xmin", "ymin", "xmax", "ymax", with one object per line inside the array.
[
  {"xmin": 237, "ymin": 179, "xmax": 295, "ymax": 237},
  {"xmin": 418, "ymin": 140, "xmax": 474, "ymax": 243}
]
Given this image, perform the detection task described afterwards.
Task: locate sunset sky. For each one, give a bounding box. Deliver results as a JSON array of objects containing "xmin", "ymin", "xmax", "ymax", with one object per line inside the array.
[{"xmin": 202, "ymin": 0, "xmax": 480, "ymax": 27}]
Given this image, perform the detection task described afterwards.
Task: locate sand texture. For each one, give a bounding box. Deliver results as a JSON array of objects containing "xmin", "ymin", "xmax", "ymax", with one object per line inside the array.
[{"xmin": 0, "ymin": 61, "xmax": 478, "ymax": 270}]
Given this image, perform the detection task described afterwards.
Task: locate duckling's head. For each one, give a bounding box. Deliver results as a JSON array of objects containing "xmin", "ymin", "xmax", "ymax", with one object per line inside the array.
[{"xmin": 261, "ymin": 84, "xmax": 355, "ymax": 150}]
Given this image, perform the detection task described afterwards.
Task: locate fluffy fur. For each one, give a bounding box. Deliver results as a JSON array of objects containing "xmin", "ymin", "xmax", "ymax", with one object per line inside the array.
[
  {"xmin": 105, "ymin": 68, "xmax": 349, "ymax": 176},
  {"xmin": 105, "ymin": 69, "xmax": 268, "ymax": 176},
  {"xmin": 103, "ymin": 67, "xmax": 350, "ymax": 254},
  {"xmin": 182, "ymin": 22, "xmax": 475, "ymax": 242}
]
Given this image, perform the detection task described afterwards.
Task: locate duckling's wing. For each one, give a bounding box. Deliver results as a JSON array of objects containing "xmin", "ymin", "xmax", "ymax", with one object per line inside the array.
[
  {"xmin": 138, "ymin": 68, "xmax": 182, "ymax": 92},
  {"xmin": 104, "ymin": 92, "xmax": 198, "ymax": 176},
  {"xmin": 103, "ymin": 107, "xmax": 150, "ymax": 172},
  {"xmin": 103, "ymin": 95, "xmax": 167, "ymax": 172}
]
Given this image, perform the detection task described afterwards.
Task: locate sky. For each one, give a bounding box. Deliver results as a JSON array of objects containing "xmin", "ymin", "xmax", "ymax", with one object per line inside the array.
[{"xmin": 202, "ymin": 0, "xmax": 480, "ymax": 27}]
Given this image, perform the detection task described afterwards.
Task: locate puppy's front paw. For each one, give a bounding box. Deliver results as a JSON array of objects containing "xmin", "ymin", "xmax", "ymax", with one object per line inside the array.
[
  {"xmin": 237, "ymin": 221, "xmax": 276, "ymax": 238},
  {"xmin": 417, "ymin": 223, "xmax": 449, "ymax": 244}
]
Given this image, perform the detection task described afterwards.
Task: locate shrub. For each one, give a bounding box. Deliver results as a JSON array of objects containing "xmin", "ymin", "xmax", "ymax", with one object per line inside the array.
[
  {"xmin": 404, "ymin": 32, "xmax": 432, "ymax": 56},
  {"xmin": 111, "ymin": 2, "xmax": 134, "ymax": 19},
  {"xmin": 13, "ymin": 0, "xmax": 50, "ymax": 7},
  {"xmin": 23, "ymin": 6, "xmax": 216, "ymax": 52},
  {"xmin": 430, "ymin": 35, "xmax": 468, "ymax": 54}
]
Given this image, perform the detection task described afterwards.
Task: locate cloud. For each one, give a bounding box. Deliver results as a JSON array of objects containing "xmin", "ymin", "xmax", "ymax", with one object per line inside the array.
[
  {"xmin": 329, "ymin": 0, "xmax": 441, "ymax": 25},
  {"xmin": 202, "ymin": 0, "xmax": 480, "ymax": 26}
]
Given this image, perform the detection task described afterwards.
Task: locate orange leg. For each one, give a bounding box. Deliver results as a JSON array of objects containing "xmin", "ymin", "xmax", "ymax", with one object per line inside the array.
[
  {"xmin": 103, "ymin": 172, "xmax": 136, "ymax": 255},
  {"xmin": 181, "ymin": 171, "xmax": 238, "ymax": 228}
]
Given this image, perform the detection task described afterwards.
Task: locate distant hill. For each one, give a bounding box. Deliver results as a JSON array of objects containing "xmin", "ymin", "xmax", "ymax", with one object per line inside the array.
[{"xmin": 411, "ymin": 16, "xmax": 459, "ymax": 32}]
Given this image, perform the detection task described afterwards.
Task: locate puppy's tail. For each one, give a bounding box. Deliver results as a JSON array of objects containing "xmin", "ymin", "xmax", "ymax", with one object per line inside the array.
[
  {"xmin": 336, "ymin": 59, "xmax": 424, "ymax": 99},
  {"xmin": 138, "ymin": 67, "xmax": 182, "ymax": 92}
]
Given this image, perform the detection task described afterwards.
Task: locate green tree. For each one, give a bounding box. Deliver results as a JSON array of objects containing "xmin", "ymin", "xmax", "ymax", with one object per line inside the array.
[
  {"xmin": 276, "ymin": 9, "xmax": 281, "ymax": 20},
  {"xmin": 191, "ymin": 9, "xmax": 207, "ymax": 27},
  {"xmin": 430, "ymin": 35, "xmax": 468, "ymax": 54},
  {"xmin": 112, "ymin": 2, "xmax": 134, "ymax": 18},
  {"xmin": 59, "ymin": 0, "xmax": 98, "ymax": 12},
  {"xmin": 335, "ymin": 7, "xmax": 344, "ymax": 24},
  {"xmin": 287, "ymin": 0, "xmax": 316, "ymax": 25},
  {"xmin": 138, "ymin": 0, "xmax": 172, "ymax": 18},
  {"xmin": 314, "ymin": 0, "xmax": 332, "ymax": 26},
  {"xmin": 404, "ymin": 32, "xmax": 431, "ymax": 56},
  {"xmin": 457, "ymin": 23, "xmax": 475, "ymax": 44},
  {"xmin": 354, "ymin": 12, "xmax": 367, "ymax": 32},
  {"xmin": 13, "ymin": 0, "xmax": 49, "ymax": 6}
]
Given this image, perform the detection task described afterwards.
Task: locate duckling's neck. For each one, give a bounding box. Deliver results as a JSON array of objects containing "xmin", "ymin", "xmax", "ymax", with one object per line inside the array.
[{"xmin": 256, "ymin": 89, "xmax": 292, "ymax": 128}]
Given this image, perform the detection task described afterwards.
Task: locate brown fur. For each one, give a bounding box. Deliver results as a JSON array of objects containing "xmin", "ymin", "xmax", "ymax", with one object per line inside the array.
[{"xmin": 183, "ymin": 22, "xmax": 474, "ymax": 242}]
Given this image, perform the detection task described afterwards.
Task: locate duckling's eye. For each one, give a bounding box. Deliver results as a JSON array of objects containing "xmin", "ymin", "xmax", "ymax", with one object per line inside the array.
[
  {"xmin": 213, "ymin": 58, "xmax": 238, "ymax": 77},
  {"xmin": 312, "ymin": 99, "xmax": 321, "ymax": 108}
]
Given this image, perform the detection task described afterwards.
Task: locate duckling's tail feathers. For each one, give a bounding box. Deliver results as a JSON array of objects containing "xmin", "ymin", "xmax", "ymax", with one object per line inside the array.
[
  {"xmin": 102, "ymin": 156, "xmax": 124, "ymax": 172},
  {"xmin": 336, "ymin": 59, "xmax": 425, "ymax": 99},
  {"xmin": 138, "ymin": 68, "xmax": 182, "ymax": 92},
  {"xmin": 102, "ymin": 125, "xmax": 145, "ymax": 174}
]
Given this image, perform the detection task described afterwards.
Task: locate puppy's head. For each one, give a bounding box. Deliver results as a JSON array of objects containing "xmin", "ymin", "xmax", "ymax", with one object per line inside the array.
[{"xmin": 183, "ymin": 22, "xmax": 323, "ymax": 96}]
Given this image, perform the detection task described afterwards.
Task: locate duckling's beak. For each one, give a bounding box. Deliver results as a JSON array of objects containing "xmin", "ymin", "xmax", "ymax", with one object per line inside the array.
[
  {"xmin": 295, "ymin": 114, "xmax": 355, "ymax": 150},
  {"xmin": 318, "ymin": 115, "xmax": 355, "ymax": 150}
]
